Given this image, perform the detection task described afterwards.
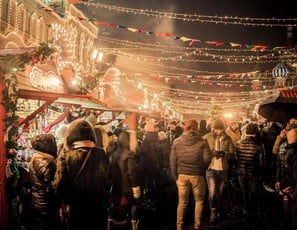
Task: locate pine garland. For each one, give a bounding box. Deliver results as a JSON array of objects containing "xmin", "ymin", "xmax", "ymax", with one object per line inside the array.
[{"xmin": 0, "ymin": 42, "xmax": 54, "ymax": 204}]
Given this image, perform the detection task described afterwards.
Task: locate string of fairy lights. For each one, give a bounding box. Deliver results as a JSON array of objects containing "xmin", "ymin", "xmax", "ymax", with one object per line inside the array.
[
  {"xmin": 81, "ymin": 1, "xmax": 297, "ymax": 27},
  {"xmin": 123, "ymin": 73, "xmax": 296, "ymax": 116},
  {"xmin": 96, "ymin": 36, "xmax": 296, "ymax": 74},
  {"xmin": 39, "ymin": 1, "xmax": 297, "ymax": 117}
]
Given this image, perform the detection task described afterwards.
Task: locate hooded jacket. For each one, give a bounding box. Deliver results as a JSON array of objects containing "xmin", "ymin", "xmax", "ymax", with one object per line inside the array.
[
  {"xmin": 170, "ymin": 130, "xmax": 211, "ymax": 181},
  {"xmin": 52, "ymin": 119, "xmax": 110, "ymax": 229},
  {"xmin": 29, "ymin": 134, "xmax": 59, "ymax": 228}
]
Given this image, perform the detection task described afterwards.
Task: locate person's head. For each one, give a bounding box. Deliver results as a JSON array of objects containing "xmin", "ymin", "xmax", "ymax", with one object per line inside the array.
[
  {"xmin": 94, "ymin": 125, "xmax": 109, "ymax": 151},
  {"xmin": 154, "ymin": 124, "xmax": 161, "ymax": 133},
  {"xmin": 65, "ymin": 118, "xmax": 96, "ymax": 150},
  {"xmin": 199, "ymin": 119, "xmax": 207, "ymax": 129},
  {"xmin": 230, "ymin": 121, "xmax": 239, "ymax": 131},
  {"xmin": 213, "ymin": 119, "xmax": 225, "ymax": 135},
  {"xmin": 245, "ymin": 123, "xmax": 258, "ymax": 136},
  {"xmin": 183, "ymin": 119, "xmax": 198, "ymax": 131},
  {"xmin": 207, "ymin": 117, "xmax": 214, "ymax": 127},
  {"xmin": 113, "ymin": 127, "xmax": 124, "ymax": 137},
  {"xmin": 31, "ymin": 134, "xmax": 57, "ymax": 157},
  {"xmin": 55, "ymin": 124, "xmax": 69, "ymax": 141},
  {"xmin": 118, "ymin": 130, "xmax": 137, "ymax": 153},
  {"xmin": 158, "ymin": 131, "xmax": 168, "ymax": 141},
  {"xmin": 169, "ymin": 121, "xmax": 177, "ymax": 130}
]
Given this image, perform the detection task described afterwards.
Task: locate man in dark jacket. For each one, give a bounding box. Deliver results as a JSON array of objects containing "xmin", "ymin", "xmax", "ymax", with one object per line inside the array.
[
  {"xmin": 235, "ymin": 123, "xmax": 264, "ymax": 217},
  {"xmin": 170, "ymin": 119, "xmax": 211, "ymax": 230}
]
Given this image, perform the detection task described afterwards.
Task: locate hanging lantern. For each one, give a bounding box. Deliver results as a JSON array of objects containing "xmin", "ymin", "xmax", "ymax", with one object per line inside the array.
[{"xmin": 272, "ymin": 63, "xmax": 288, "ymax": 78}]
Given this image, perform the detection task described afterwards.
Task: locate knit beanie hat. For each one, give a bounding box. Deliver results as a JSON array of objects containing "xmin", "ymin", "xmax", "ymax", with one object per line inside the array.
[
  {"xmin": 213, "ymin": 119, "xmax": 225, "ymax": 130},
  {"xmin": 65, "ymin": 118, "xmax": 96, "ymax": 149},
  {"xmin": 144, "ymin": 121, "xmax": 155, "ymax": 132},
  {"xmin": 184, "ymin": 119, "xmax": 198, "ymax": 131},
  {"xmin": 31, "ymin": 134, "xmax": 57, "ymax": 157}
]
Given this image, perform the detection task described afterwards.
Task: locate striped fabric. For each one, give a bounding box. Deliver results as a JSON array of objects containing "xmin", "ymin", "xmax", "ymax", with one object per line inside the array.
[{"xmin": 272, "ymin": 63, "xmax": 288, "ymax": 78}]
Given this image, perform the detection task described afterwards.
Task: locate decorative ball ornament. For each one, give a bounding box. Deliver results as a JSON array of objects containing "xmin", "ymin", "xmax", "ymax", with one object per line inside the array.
[
  {"xmin": 32, "ymin": 56, "xmax": 39, "ymax": 64},
  {"xmin": 272, "ymin": 63, "xmax": 288, "ymax": 78}
]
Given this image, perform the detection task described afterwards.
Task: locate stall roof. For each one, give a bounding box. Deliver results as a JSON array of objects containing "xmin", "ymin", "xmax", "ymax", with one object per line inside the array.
[
  {"xmin": 18, "ymin": 89, "xmax": 110, "ymax": 111},
  {"xmin": 54, "ymin": 97, "xmax": 109, "ymax": 110}
]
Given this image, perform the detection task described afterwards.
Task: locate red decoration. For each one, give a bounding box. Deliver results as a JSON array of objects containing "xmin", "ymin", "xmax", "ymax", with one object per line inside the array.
[{"xmin": 32, "ymin": 56, "xmax": 39, "ymax": 64}]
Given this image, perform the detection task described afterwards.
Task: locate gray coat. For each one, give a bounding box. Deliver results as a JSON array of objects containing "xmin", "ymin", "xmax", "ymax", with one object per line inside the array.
[{"xmin": 170, "ymin": 130, "xmax": 211, "ymax": 181}]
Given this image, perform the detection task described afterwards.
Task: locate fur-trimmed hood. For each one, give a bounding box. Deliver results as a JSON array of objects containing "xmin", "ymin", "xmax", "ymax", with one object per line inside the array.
[{"xmin": 64, "ymin": 118, "xmax": 96, "ymax": 150}]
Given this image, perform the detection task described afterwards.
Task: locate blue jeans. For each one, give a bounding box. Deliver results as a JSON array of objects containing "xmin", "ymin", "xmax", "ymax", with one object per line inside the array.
[
  {"xmin": 206, "ymin": 169, "xmax": 227, "ymax": 209},
  {"xmin": 176, "ymin": 174, "xmax": 206, "ymax": 229}
]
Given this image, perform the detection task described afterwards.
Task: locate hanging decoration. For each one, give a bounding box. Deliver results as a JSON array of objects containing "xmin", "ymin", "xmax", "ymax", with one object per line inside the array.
[
  {"xmin": 39, "ymin": 7, "xmax": 294, "ymax": 51},
  {"xmin": 0, "ymin": 42, "xmax": 54, "ymax": 205},
  {"xmin": 271, "ymin": 63, "xmax": 289, "ymax": 78},
  {"xmin": 44, "ymin": 1, "xmax": 297, "ymax": 28},
  {"xmin": 81, "ymin": 2, "xmax": 297, "ymax": 28},
  {"xmin": 0, "ymin": 43, "xmax": 54, "ymax": 75}
]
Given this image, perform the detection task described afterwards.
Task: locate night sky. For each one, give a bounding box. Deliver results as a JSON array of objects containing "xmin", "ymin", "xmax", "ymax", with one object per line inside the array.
[
  {"xmin": 78, "ymin": 0, "xmax": 297, "ymax": 72},
  {"xmin": 74, "ymin": 0, "xmax": 297, "ymax": 116}
]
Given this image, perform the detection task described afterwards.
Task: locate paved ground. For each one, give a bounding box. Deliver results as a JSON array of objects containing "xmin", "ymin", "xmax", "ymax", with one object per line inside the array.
[{"xmin": 133, "ymin": 182, "xmax": 289, "ymax": 230}]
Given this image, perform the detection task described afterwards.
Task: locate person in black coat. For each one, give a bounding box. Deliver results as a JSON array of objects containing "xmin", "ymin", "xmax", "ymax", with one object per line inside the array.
[
  {"xmin": 285, "ymin": 124, "xmax": 297, "ymax": 229},
  {"xmin": 235, "ymin": 123, "xmax": 264, "ymax": 217},
  {"xmin": 53, "ymin": 119, "xmax": 110, "ymax": 230},
  {"xmin": 261, "ymin": 122, "xmax": 282, "ymax": 186},
  {"xmin": 138, "ymin": 121, "xmax": 160, "ymax": 205},
  {"xmin": 109, "ymin": 129, "xmax": 141, "ymax": 230},
  {"xmin": 29, "ymin": 134, "xmax": 59, "ymax": 230}
]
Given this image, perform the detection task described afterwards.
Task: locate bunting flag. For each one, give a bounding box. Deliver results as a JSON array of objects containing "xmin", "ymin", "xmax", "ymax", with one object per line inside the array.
[{"xmin": 40, "ymin": 5, "xmax": 291, "ymax": 50}]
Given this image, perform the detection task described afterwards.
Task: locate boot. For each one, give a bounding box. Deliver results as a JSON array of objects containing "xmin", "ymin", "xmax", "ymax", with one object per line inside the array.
[
  {"xmin": 210, "ymin": 208, "xmax": 217, "ymax": 223},
  {"xmin": 131, "ymin": 220, "xmax": 139, "ymax": 230}
]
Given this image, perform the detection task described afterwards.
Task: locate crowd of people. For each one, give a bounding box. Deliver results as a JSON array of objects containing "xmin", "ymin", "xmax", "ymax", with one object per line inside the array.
[{"xmin": 13, "ymin": 115, "xmax": 297, "ymax": 230}]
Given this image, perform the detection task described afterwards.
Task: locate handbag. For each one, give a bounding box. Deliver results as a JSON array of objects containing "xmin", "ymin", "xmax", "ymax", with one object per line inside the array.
[{"xmin": 59, "ymin": 148, "xmax": 92, "ymax": 230}]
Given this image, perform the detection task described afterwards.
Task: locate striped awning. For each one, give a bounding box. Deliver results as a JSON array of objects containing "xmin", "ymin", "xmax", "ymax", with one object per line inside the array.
[{"xmin": 281, "ymin": 90, "xmax": 297, "ymax": 98}]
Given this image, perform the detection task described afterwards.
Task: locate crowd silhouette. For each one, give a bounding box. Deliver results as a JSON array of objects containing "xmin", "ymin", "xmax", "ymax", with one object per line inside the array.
[{"xmin": 6, "ymin": 116, "xmax": 297, "ymax": 230}]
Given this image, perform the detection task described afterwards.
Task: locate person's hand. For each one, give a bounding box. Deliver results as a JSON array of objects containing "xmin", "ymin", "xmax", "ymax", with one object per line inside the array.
[
  {"xmin": 280, "ymin": 186, "xmax": 292, "ymax": 197},
  {"xmin": 286, "ymin": 128, "xmax": 297, "ymax": 144},
  {"xmin": 132, "ymin": 186, "xmax": 141, "ymax": 199},
  {"xmin": 279, "ymin": 129, "xmax": 287, "ymax": 139},
  {"xmin": 275, "ymin": 182, "xmax": 280, "ymax": 191}
]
